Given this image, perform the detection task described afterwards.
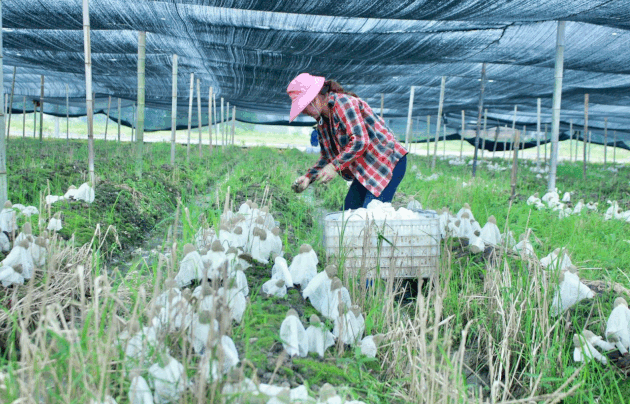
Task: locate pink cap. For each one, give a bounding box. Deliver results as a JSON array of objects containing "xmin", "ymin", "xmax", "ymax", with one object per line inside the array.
[{"xmin": 286, "ymin": 73, "xmax": 325, "ymax": 122}]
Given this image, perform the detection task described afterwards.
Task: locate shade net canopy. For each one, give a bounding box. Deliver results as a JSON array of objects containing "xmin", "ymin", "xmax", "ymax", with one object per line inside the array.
[{"xmin": 2, "ymin": 0, "xmax": 629, "ymax": 148}]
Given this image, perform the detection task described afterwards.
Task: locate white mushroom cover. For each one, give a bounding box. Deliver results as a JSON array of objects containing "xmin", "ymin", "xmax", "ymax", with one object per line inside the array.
[{"xmin": 279, "ymin": 309, "xmax": 308, "ymax": 357}]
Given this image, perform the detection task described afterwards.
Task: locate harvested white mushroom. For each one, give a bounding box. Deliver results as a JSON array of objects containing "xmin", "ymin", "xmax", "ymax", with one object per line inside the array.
[
  {"xmin": 468, "ymin": 233, "xmax": 486, "ymax": 254},
  {"xmin": 63, "ymin": 185, "xmax": 79, "ymax": 200},
  {"xmin": 29, "ymin": 236, "xmax": 47, "ymax": 267},
  {"xmin": 513, "ymin": 234, "xmax": 536, "ymax": 259},
  {"xmin": 129, "ymin": 374, "xmax": 154, "ymax": 404},
  {"xmin": 250, "ymin": 227, "xmax": 272, "ymax": 264},
  {"xmin": 0, "ymin": 201, "xmax": 16, "ymax": 234},
  {"xmin": 580, "ymin": 330, "xmax": 617, "ymax": 352},
  {"xmin": 148, "ymin": 353, "xmax": 186, "ymax": 404},
  {"xmin": 47, "ymin": 215, "xmax": 63, "ymax": 232},
  {"xmin": 288, "ymin": 244, "xmax": 319, "ymax": 288},
  {"xmin": 2, "ymin": 239, "xmax": 35, "ymax": 280},
  {"xmin": 269, "ymin": 227, "xmax": 283, "ymax": 257},
  {"xmin": 561, "ymin": 192, "xmax": 572, "ymax": 203},
  {"xmin": 194, "ymin": 226, "xmax": 217, "ymax": 249},
  {"xmin": 262, "ymin": 278, "xmax": 288, "ymax": 298},
  {"xmin": 231, "ymin": 226, "xmax": 248, "ymax": 250},
  {"xmin": 526, "ymin": 192, "xmax": 541, "ymax": 206},
  {"xmin": 540, "ymin": 248, "xmax": 572, "ymax": 272},
  {"xmin": 550, "ymin": 267, "xmax": 595, "ymax": 316},
  {"xmin": 585, "ymin": 201, "xmax": 598, "ymax": 211},
  {"xmin": 0, "ymin": 264, "xmax": 24, "ymax": 287},
  {"xmin": 218, "ymin": 335, "xmax": 240, "ymax": 375},
  {"xmin": 14, "ymin": 222, "xmax": 32, "ymax": 244},
  {"xmin": 479, "ymin": 216, "xmax": 502, "ymax": 246},
  {"xmin": 456, "ymin": 203, "xmax": 474, "ymax": 222},
  {"xmin": 321, "ymin": 278, "xmax": 352, "ymax": 321},
  {"xmin": 360, "ymin": 334, "xmax": 384, "ymax": 359},
  {"xmin": 542, "ymin": 190, "xmax": 560, "ymax": 208},
  {"xmin": 305, "ymin": 314, "xmax": 336, "ymax": 358},
  {"xmin": 188, "ymin": 310, "xmax": 220, "ymax": 354},
  {"xmin": 606, "ymin": 297, "xmax": 630, "ymax": 353},
  {"xmin": 219, "ymin": 285, "xmax": 247, "ymax": 324},
  {"xmin": 573, "ymin": 333, "xmax": 607, "ymax": 365},
  {"xmin": 271, "ymin": 255, "xmax": 293, "ymax": 287},
  {"xmin": 279, "ymin": 309, "xmax": 308, "ymax": 357},
  {"xmin": 333, "ymin": 305, "xmax": 365, "ymax": 345},
  {"xmin": 0, "ymin": 232, "xmax": 10, "ymax": 252},
  {"xmin": 75, "ymin": 182, "xmax": 95, "ymax": 203},
  {"xmin": 572, "ymin": 199, "xmax": 585, "ymax": 214},
  {"xmin": 205, "ymin": 240, "xmax": 229, "ymax": 279}
]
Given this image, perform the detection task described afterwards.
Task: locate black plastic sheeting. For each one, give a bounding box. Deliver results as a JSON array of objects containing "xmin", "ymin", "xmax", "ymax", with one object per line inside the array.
[{"xmin": 2, "ymin": 0, "xmax": 629, "ymax": 146}]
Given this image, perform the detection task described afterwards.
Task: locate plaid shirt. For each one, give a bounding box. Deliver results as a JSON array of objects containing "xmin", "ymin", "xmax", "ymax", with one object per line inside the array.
[{"xmin": 304, "ymin": 92, "xmax": 408, "ymax": 197}]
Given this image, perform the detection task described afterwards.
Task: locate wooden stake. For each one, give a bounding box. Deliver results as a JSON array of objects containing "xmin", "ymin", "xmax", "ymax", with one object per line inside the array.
[
  {"xmin": 472, "ymin": 62, "xmax": 487, "ymax": 177},
  {"xmin": 603, "ymin": 117, "xmax": 607, "ymax": 166},
  {"xmin": 6, "ymin": 66, "xmax": 15, "ymax": 139},
  {"xmin": 0, "ymin": 1, "xmax": 6, "ymax": 207},
  {"xmin": 186, "ymin": 72, "xmax": 194, "ymax": 163},
  {"xmin": 22, "ymin": 96, "xmax": 26, "ymax": 138},
  {"xmin": 380, "ymin": 93, "xmax": 384, "ymax": 120},
  {"xmin": 83, "ymin": 0, "xmax": 95, "ymax": 186},
  {"xmin": 39, "ymin": 75, "xmax": 44, "ymax": 143},
  {"xmin": 431, "ymin": 76, "xmax": 446, "ymax": 170},
  {"xmin": 104, "ymin": 95, "xmax": 111, "ymax": 141},
  {"xmin": 536, "ymin": 98, "xmax": 541, "ymax": 166},
  {"xmin": 117, "ymin": 97, "xmax": 121, "ymax": 143},
  {"xmin": 213, "ymin": 94, "xmax": 217, "ymax": 147},
  {"xmin": 548, "ymin": 20, "xmax": 565, "ymax": 192},
  {"xmin": 136, "ymin": 31, "xmax": 146, "ymax": 178},
  {"xmin": 511, "ymin": 105, "xmax": 517, "ymax": 160},
  {"xmin": 231, "ymin": 106, "xmax": 236, "ymax": 145},
  {"xmin": 481, "ymin": 108, "xmax": 488, "ymax": 160},
  {"xmin": 583, "ymin": 94, "xmax": 588, "ymax": 178},
  {"xmin": 65, "ymin": 84, "xmax": 69, "ymax": 143},
  {"xmin": 197, "ymin": 78, "xmax": 202, "ymax": 158},
  {"xmin": 208, "ymin": 86, "xmax": 213, "ymax": 153},
  {"xmin": 404, "ymin": 86, "xmax": 415, "ymax": 150},
  {"xmin": 170, "ymin": 54, "xmax": 178, "ymax": 165}
]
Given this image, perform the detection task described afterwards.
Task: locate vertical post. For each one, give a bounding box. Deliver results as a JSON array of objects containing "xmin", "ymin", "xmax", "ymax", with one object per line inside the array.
[
  {"xmin": 543, "ymin": 123, "xmax": 548, "ymax": 166},
  {"xmin": 460, "ymin": 110, "xmax": 465, "ymax": 160},
  {"xmin": 0, "ymin": 0, "xmax": 6, "ymax": 207},
  {"xmin": 548, "ymin": 21, "xmax": 565, "ymax": 192},
  {"xmin": 442, "ymin": 123, "xmax": 446, "ymax": 157},
  {"xmin": 104, "ymin": 95, "xmax": 111, "ymax": 141},
  {"xmin": 431, "ymin": 76, "xmax": 446, "ymax": 170},
  {"xmin": 613, "ymin": 131, "xmax": 616, "ymax": 164},
  {"xmin": 208, "ymin": 86, "xmax": 213, "ymax": 153},
  {"xmin": 603, "ymin": 117, "xmax": 607, "ymax": 166},
  {"xmin": 570, "ymin": 119, "xmax": 578, "ymax": 163},
  {"xmin": 39, "ymin": 75, "xmax": 44, "ymax": 143},
  {"xmin": 220, "ymin": 97, "xmax": 225, "ymax": 147},
  {"xmin": 197, "ymin": 78, "xmax": 202, "ymax": 158},
  {"xmin": 6, "ymin": 66, "xmax": 15, "ymax": 139},
  {"xmin": 426, "ymin": 115, "xmax": 430, "ymax": 157},
  {"xmin": 131, "ymin": 104, "xmax": 135, "ymax": 142},
  {"xmin": 492, "ymin": 126, "xmax": 499, "ymax": 159},
  {"xmin": 511, "ymin": 105, "xmax": 517, "ymax": 160},
  {"xmin": 380, "ymin": 93, "xmax": 384, "ymax": 120},
  {"xmin": 135, "ymin": 30, "xmax": 146, "ymax": 178},
  {"xmin": 22, "ymin": 96, "xmax": 26, "ymax": 138},
  {"xmin": 583, "ymin": 94, "xmax": 588, "ymax": 178},
  {"xmin": 231, "ymin": 106, "xmax": 236, "ymax": 145},
  {"xmin": 170, "ymin": 54, "xmax": 178, "ymax": 165},
  {"xmin": 65, "ymin": 84, "xmax": 69, "ymax": 143},
  {"xmin": 186, "ymin": 72, "xmax": 194, "ymax": 163},
  {"xmin": 472, "ymin": 63, "xmax": 487, "ymax": 177},
  {"xmin": 536, "ymin": 98, "xmax": 541, "ymax": 166},
  {"xmin": 83, "ymin": 0, "xmax": 95, "ymax": 186},
  {"xmin": 117, "ymin": 98, "xmax": 121, "ymax": 143},
  {"xmin": 33, "ymin": 101, "xmax": 36, "ymax": 138},
  {"xmin": 510, "ymin": 120, "xmax": 521, "ymax": 199},
  {"xmin": 404, "ymin": 86, "xmax": 415, "ymax": 150},
  {"xmin": 226, "ymin": 102, "xmax": 230, "ymax": 146},
  {"xmin": 213, "ymin": 94, "xmax": 217, "ymax": 147},
  {"xmin": 481, "ymin": 108, "xmax": 488, "ymax": 160}
]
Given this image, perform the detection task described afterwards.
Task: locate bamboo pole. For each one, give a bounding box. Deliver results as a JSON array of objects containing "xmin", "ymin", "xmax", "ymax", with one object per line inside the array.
[
  {"xmin": 33, "ymin": 101, "xmax": 36, "ymax": 138},
  {"xmin": 213, "ymin": 94, "xmax": 217, "ymax": 147},
  {"xmin": 613, "ymin": 131, "xmax": 616, "ymax": 164},
  {"xmin": 511, "ymin": 107, "xmax": 517, "ymax": 159},
  {"xmin": 83, "ymin": 0, "xmax": 95, "ymax": 186},
  {"xmin": 170, "ymin": 54, "xmax": 178, "ymax": 165},
  {"xmin": 117, "ymin": 98, "xmax": 121, "ymax": 143},
  {"xmin": 22, "ymin": 96, "xmax": 26, "ymax": 138},
  {"xmin": 65, "ymin": 84, "xmax": 69, "ymax": 143},
  {"xmin": 221, "ymin": 97, "xmax": 225, "ymax": 147},
  {"xmin": 536, "ymin": 98, "xmax": 541, "ymax": 166},
  {"xmin": 186, "ymin": 72, "xmax": 194, "ymax": 163},
  {"xmin": 131, "ymin": 104, "xmax": 135, "ymax": 142},
  {"xmin": 481, "ymin": 108, "xmax": 488, "ymax": 160},
  {"xmin": 548, "ymin": 21, "xmax": 565, "ymax": 192},
  {"xmin": 231, "ymin": 106, "xmax": 236, "ymax": 145},
  {"xmin": 0, "ymin": 0, "xmax": 6, "ymax": 207},
  {"xmin": 39, "ymin": 75, "xmax": 44, "ymax": 143},
  {"xmin": 570, "ymin": 119, "xmax": 578, "ymax": 163},
  {"xmin": 6, "ymin": 66, "xmax": 15, "ymax": 138},
  {"xmin": 442, "ymin": 123, "xmax": 446, "ymax": 158},
  {"xmin": 471, "ymin": 63, "xmax": 487, "ymax": 177},
  {"xmin": 431, "ymin": 76, "xmax": 446, "ymax": 170},
  {"xmin": 380, "ymin": 93, "xmax": 384, "ymax": 120},
  {"xmin": 460, "ymin": 110, "xmax": 465, "ymax": 160},
  {"xmin": 603, "ymin": 117, "xmax": 607, "ymax": 166},
  {"xmin": 583, "ymin": 94, "xmax": 588, "ymax": 178},
  {"xmin": 543, "ymin": 123, "xmax": 548, "ymax": 166},
  {"xmin": 197, "ymin": 78, "xmax": 202, "ymax": 158},
  {"xmin": 208, "ymin": 86, "xmax": 213, "ymax": 153},
  {"xmin": 510, "ymin": 119, "xmax": 521, "ymax": 199},
  {"xmin": 404, "ymin": 86, "xmax": 415, "ymax": 150},
  {"xmin": 104, "ymin": 95, "xmax": 111, "ymax": 141},
  {"xmin": 426, "ymin": 115, "xmax": 430, "ymax": 157},
  {"xmin": 135, "ymin": 31, "xmax": 146, "ymax": 178},
  {"xmin": 226, "ymin": 102, "xmax": 230, "ymax": 145}
]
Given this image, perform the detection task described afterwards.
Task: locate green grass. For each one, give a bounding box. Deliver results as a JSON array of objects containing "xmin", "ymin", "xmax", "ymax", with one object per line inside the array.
[{"xmin": 0, "ymin": 136, "xmax": 628, "ymax": 403}]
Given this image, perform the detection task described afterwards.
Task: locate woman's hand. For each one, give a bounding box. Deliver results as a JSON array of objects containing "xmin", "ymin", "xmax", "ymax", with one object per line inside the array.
[
  {"xmin": 316, "ymin": 163, "xmax": 337, "ymax": 184},
  {"xmin": 291, "ymin": 176, "xmax": 310, "ymax": 193}
]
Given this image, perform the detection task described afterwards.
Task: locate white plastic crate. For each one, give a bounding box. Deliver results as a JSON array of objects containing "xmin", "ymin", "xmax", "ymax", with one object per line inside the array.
[{"xmin": 324, "ymin": 210, "xmax": 441, "ymax": 279}]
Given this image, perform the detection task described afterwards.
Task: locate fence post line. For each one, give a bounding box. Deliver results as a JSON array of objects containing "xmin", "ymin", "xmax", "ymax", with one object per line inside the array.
[
  {"xmin": 170, "ymin": 54, "xmax": 178, "ymax": 165},
  {"xmin": 582, "ymin": 94, "xmax": 589, "ymax": 178},
  {"xmin": 82, "ymin": 0, "xmax": 95, "ymax": 186},
  {"xmin": 186, "ymin": 72, "xmax": 194, "ymax": 163}
]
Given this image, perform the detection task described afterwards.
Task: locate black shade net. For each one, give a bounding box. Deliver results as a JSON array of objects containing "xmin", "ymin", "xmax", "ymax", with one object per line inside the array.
[{"xmin": 1, "ymin": 0, "xmax": 629, "ymax": 148}]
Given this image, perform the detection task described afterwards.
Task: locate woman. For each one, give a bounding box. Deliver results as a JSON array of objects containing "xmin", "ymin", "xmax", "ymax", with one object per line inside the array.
[{"xmin": 287, "ymin": 73, "xmax": 408, "ymax": 210}]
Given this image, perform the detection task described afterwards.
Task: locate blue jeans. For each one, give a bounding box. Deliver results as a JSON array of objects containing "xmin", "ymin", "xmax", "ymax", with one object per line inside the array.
[{"xmin": 343, "ymin": 154, "xmax": 407, "ymax": 210}]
